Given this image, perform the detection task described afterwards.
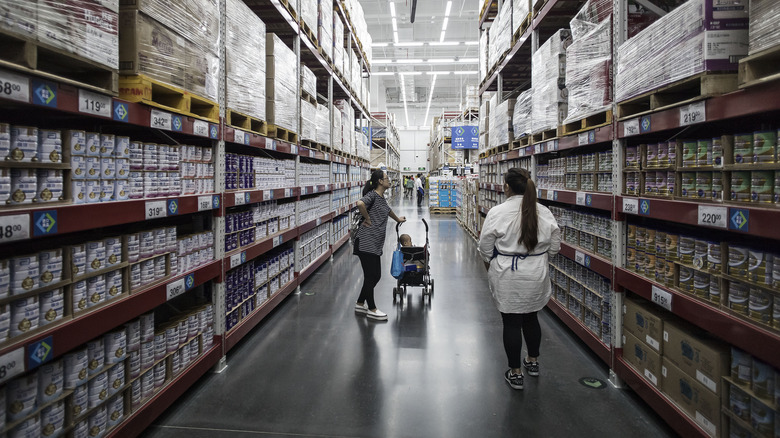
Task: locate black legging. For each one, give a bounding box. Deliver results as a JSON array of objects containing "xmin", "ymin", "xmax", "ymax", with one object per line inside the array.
[
  {"xmin": 357, "ymin": 253, "xmax": 382, "ymax": 309},
  {"xmin": 500, "ymin": 311, "xmax": 542, "ymax": 369},
  {"xmin": 417, "ymin": 190, "xmax": 424, "ymax": 206}
]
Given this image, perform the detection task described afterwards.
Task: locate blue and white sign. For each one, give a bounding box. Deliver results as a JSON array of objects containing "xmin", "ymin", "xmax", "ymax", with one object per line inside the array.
[{"xmin": 451, "ymin": 126, "xmax": 479, "ymax": 150}]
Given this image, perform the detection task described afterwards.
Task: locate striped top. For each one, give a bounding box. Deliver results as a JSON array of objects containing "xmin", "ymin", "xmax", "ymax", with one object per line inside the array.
[{"xmin": 353, "ymin": 191, "xmax": 391, "ymax": 256}]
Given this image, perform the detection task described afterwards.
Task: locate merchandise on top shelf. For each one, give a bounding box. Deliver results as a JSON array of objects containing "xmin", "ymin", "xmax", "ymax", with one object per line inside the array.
[
  {"xmin": 747, "ymin": 0, "xmax": 780, "ymax": 55},
  {"xmin": 531, "ymin": 29, "xmax": 572, "ymax": 134},
  {"xmin": 266, "ymin": 34, "xmax": 299, "ymax": 133},
  {"xmin": 488, "ymin": 95, "xmax": 515, "ymax": 149},
  {"xmin": 512, "ymin": 89, "xmax": 533, "ymax": 141},
  {"xmin": 318, "ymin": 0, "xmax": 334, "ymax": 60},
  {"xmin": 316, "ymin": 104, "xmax": 332, "ymax": 148},
  {"xmin": 487, "ymin": 0, "xmax": 511, "ymax": 71},
  {"xmin": 226, "ymin": 0, "xmax": 267, "ymax": 122},
  {"xmin": 301, "ymin": 99, "xmax": 318, "ymax": 143}
]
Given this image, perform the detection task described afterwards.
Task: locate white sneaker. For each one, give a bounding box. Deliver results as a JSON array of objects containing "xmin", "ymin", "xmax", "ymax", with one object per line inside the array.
[
  {"xmin": 366, "ymin": 308, "xmax": 388, "ymax": 321},
  {"xmin": 354, "ymin": 302, "xmax": 368, "ymax": 314}
]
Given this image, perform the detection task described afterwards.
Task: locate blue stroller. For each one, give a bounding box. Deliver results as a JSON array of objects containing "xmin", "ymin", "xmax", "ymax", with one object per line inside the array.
[{"xmin": 392, "ymin": 218, "xmax": 433, "ymax": 303}]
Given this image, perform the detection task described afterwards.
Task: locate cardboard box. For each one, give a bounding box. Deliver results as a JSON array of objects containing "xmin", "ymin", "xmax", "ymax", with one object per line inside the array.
[
  {"xmin": 118, "ymin": 11, "xmax": 186, "ymax": 87},
  {"xmin": 662, "ymin": 319, "xmax": 729, "ymax": 396},
  {"xmin": 661, "ymin": 358, "xmax": 721, "ymax": 438},
  {"xmin": 622, "ymin": 296, "xmax": 665, "ymax": 354},
  {"xmin": 185, "ymin": 40, "xmax": 218, "ymax": 100},
  {"xmin": 622, "ymin": 331, "xmax": 662, "ymax": 388},
  {"xmin": 0, "ymin": 0, "xmax": 37, "ymax": 40},
  {"xmin": 120, "ymin": 0, "xmax": 218, "ymax": 55}
]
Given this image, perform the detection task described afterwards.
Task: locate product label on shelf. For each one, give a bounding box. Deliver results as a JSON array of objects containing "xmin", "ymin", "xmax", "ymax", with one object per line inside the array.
[
  {"xmin": 0, "ymin": 214, "xmax": 31, "ymax": 243},
  {"xmin": 695, "ymin": 412, "xmax": 717, "ymax": 437},
  {"xmin": 145, "ymin": 200, "xmax": 167, "ymax": 219},
  {"xmin": 623, "ymin": 118, "xmax": 640, "ymax": 137},
  {"xmin": 193, "ymin": 120, "xmax": 210, "ymax": 137},
  {"xmin": 79, "ymin": 89, "xmax": 111, "ymax": 118},
  {"xmin": 697, "ymin": 205, "xmax": 727, "ymax": 229},
  {"xmin": 0, "ymin": 69, "xmax": 30, "ymax": 103},
  {"xmin": 150, "ymin": 109, "xmax": 172, "ymax": 130},
  {"xmin": 578, "ymin": 132, "xmax": 589, "ymax": 146},
  {"xmin": 268, "ymin": 141, "xmax": 277, "ymax": 151},
  {"xmin": 680, "ymin": 101, "xmax": 706, "ymax": 126},
  {"xmin": 234, "ymin": 192, "xmax": 248, "ymax": 206},
  {"xmin": 197, "ymin": 195, "xmax": 213, "ymax": 211},
  {"xmin": 273, "ymin": 235, "xmax": 283, "ymax": 248},
  {"xmin": 285, "ymin": 189, "xmax": 292, "ymax": 198},
  {"xmin": 263, "ymin": 191, "xmax": 271, "ymax": 201},
  {"xmin": 576, "ymin": 192, "xmax": 586, "ymax": 206},
  {"xmin": 546, "ymin": 191, "xmax": 555, "ymax": 201},
  {"xmin": 502, "ymin": 153, "xmax": 507, "ymax": 161},
  {"xmin": 233, "ymin": 129, "xmax": 247, "ymax": 145},
  {"xmin": 651, "ymin": 285, "xmax": 672, "ymax": 311},
  {"xmin": 696, "ymin": 370, "xmax": 717, "ymax": 393},
  {"xmin": 166, "ymin": 277, "xmax": 186, "ymax": 301},
  {"xmin": 622, "ymin": 198, "xmax": 639, "ymax": 214},
  {"xmin": 230, "ymin": 251, "xmax": 246, "ymax": 269},
  {"xmin": 574, "ymin": 250, "xmax": 586, "ymax": 265},
  {"xmin": 0, "ymin": 348, "xmax": 24, "ymax": 385},
  {"xmin": 316, "ymin": 218, "xmax": 321, "ymax": 226}
]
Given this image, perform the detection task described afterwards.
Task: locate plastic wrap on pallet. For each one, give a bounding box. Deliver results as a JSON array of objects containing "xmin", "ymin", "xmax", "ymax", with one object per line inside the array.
[
  {"xmin": 335, "ymin": 99, "xmax": 352, "ymax": 154},
  {"xmin": 186, "ymin": 40, "xmax": 219, "ymax": 101},
  {"xmin": 301, "ymin": 99, "xmax": 317, "ymax": 142},
  {"xmin": 332, "ymin": 106, "xmax": 342, "ymax": 152},
  {"xmin": 512, "ymin": 0, "xmax": 530, "ymax": 36},
  {"xmin": 615, "ymin": 0, "xmax": 748, "ymax": 102},
  {"xmin": 564, "ymin": 18, "xmax": 611, "ymax": 124},
  {"xmin": 748, "ymin": 0, "xmax": 780, "ymax": 55},
  {"xmin": 479, "ymin": 31, "xmax": 489, "ymax": 83},
  {"xmin": 0, "ymin": 1, "xmax": 36, "ymax": 40},
  {"xmin": 333, "ymin": 15, "xmax": 345, "ymax": 74},
  {"xmin": 226, "ymin": 0, "xmax": 266, "ymax": 121},
  {"xmin": 512, "ymin": 88, "xmax": 533, "ymax": 139},
  {"xmin": 301, "ymin": 64, "xmax": 317, "ymax": 99},
  {"xmin": 119, "ymin": 0, "xmax": 220, "ymax": 56},
  {"xmin": 266, "ymin": 34, "xmax": 298, "ymax": 132},
  {"xmin": 318, "ymin": 0, "xmax": 333, "ymax": 59},
  {"xmin": 489, "ymin": 98, "xmax": 515, "ymax": 149},
  {"xmin": 570, "ymin": 0, "xmax": 612, "ymax": 40},
  {"xmin": 531, "ymin": 29, "xmax": 571, "ymax": 133},
  {"xmin": 315, "ymin": 104, "xmax": 331, "ymax": 148},
  {"xmin": 37, "ymin": 0, "xmax": 119, "ymax": 69},
  {"xmin": 301, "ymin": 0, "xmax": 318, "ymax": 37},
  {"xmin": 488, "ymin": 0, "xmax": 511, "ymax": 70},
  {"xmin": 479, "ymin": 93, "xmax": 492, "ymax": 134},
  {"xmin": 119, "ymin": 11, "xmax": 186, "ymax": 88}
]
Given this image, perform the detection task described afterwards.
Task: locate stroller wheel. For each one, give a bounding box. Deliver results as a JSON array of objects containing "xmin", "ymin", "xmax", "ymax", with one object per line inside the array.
[{"xmin": 430, "ymin": 279, "xmax": 434, "ymax": 296}]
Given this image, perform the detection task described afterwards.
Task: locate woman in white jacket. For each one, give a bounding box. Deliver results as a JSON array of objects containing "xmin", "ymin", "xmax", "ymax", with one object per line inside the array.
[{"xmin": 478, "ymin": 167, "xmax": 561, "ymax": 390}]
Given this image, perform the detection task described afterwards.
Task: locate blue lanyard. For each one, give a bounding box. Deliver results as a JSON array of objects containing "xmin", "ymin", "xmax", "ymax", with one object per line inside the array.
[{"xmin": 491, "ymin": 248, "xmax": 546, "ymax": 271}]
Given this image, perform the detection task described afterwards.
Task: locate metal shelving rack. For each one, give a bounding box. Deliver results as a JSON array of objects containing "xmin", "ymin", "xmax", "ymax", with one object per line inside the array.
[
  {"xmin": 474, "ymin": 1, "xmax": 780, "ymax": 437},
  {"xmin": 0, "ymin": 0, "xmax": 373, "ymax": 435}
]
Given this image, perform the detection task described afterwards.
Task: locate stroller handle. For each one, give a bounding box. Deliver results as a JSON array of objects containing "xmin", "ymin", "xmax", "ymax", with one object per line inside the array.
[{"xmin": 396, "ymin": 218, "xmax": 429, "ymax": 236}]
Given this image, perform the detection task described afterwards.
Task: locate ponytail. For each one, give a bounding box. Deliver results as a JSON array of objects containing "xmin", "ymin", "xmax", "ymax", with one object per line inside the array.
[
  {"xmin": 363, "ymin": 169, "xmax": 385, "ymax": 196},
  {"xmin": 505, "ymin": 168, "xmax": 539, "ymax": 251}
]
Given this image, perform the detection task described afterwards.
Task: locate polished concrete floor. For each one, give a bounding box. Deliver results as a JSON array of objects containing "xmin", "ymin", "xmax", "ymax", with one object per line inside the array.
[{"xmin": 142, "ymin": 196, "xmax": 678, "ymax": 438}]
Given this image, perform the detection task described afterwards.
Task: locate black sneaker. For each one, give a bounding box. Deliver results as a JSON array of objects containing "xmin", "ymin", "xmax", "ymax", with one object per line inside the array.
[
  {"xmin": 504, "ymin": 370, "xmax": 524, "ymax": 390},
  {"xmin": 523, "ymin": 358, "xmax": 539, "ymax": 376}
]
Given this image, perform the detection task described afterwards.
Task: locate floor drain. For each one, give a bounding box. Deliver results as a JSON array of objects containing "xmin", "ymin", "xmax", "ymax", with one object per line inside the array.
[{"xmin": 579, "ymin": 377, "xmax": 607, "ymax": 389}]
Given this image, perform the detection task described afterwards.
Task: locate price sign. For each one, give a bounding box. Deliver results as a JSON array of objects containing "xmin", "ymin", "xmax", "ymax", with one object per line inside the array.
[
  {"xmin": 309, "ymin": 150, "xmax": 315, "ymax": 158},
  {"xmin": 0, "ymin": 348, "xmax": 25, "ymax": 385},
  {"xmin": 263, "ymin": 191, "xmax": 271, "ymax": 201},
  {"xmin": 623, "ymin": 118, "xmax": 640, "ymax": 137},
  {"xmin": 316, "ymin": 218, "xmax": 322, "ymax": 226},
  {"xmin": 273, "ymin": 236, "xmax": 283, "ymax": 247},
  {"xmin": 576, "ymin": 192, "xmax": 586, "ymax": 206},
  {"xmin": 150, "ymin": 109, "xmax": 172, "ymax": 130},
  {"xmin": 0, "ymin": 69, "xmax": 30, "ymax": 103},
  {"xmin": 324, "ymin": 153, "xmax": 330, "ymax": 160},
  {"xmin": 0, "ymin": 214, "xmax": 30, "ymax": 242},
  {"xmin": 269, "ymin": 141, "xmax": 278, "ymax": 151},
  {"xmin": 233, "ymin": 129, "xmax": 246, "ymax": 144},
  {"xmin": 229, "ymin": 252, "xmax": 244, "ymax": 269},
  {"xmin": 193, "ymin": 120, "xmax": 209, "ymax": 137},
  {"xmin": 546, "ymin": 191, "xmax": 555, "ymax": 201},
  {"xmin": 698, "ymin": 205, "xmax": 728, "ymax": 229},
  {"xmin": 574, "ymin": 250, "xmax": 586, "ymax": 265},
  {"xmin": 166, "ymin": 278, "xmax": 186, "ymax": 301},
  {"xmin": 622, "ymin": 198, "xmax": 639, "ymax": 214},
  {"xmin": 145, "ymin": 200, "xmax": 167, "ymax": 220},
  {"xmin": 578, "ymin": 132, "xmax": 589, "ymax": 146},
  {"xmin": 501, "ymin": 153, "xmax": 507, "ymax": 161},
  {"xmin": 234, "ymin": 192, "xmax": 247, "ymax": 206},
  {"xmin": 78, "ymin": 89, "xmax": 111, "ymax": 118},
  {"xmin": 651, "ymin": 285, "xmax": 672, "ymax": 311},
  {"xmin": 680, "ymin": 101, "xmax": 706, "ymax": 126},
  {"xmin": 197, "ymin": 195, "xmax": 213, "ymax": 211},
  {"xmin": 285, "ymin": 189, "xmax": 292, "ymax": 198}
]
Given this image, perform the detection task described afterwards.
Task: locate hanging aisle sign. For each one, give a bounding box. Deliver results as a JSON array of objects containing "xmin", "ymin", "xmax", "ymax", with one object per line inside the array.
[{"xmin": 451, "ymin": 126, "xmax": 479, "ymax": 150}]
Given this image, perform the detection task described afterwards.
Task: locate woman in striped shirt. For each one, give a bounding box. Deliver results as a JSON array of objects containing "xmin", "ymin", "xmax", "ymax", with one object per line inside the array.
[{"xmin": 353, "ymin": 169, "xmax": 406, "ymax": 320}]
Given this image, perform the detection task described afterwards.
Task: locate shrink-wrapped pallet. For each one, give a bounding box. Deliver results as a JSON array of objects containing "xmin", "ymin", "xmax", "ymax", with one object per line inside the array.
[
  {"xmin": 479, "ymin": 31, "xmax": 489, "ymax": 83},
  {"xmin": 315, "ymin": 104, "xmax": 331, "ymax": 148},
  {"xmin": 186, "ymin": 40, "xmax": 219, "ymax": 101},
  {"xmin": 333, "ymin": 15, "xmax": 345, "ymax": 74},
  {"xmin": 119, "ymin": 0, "xmax": 219, "ymax": 56},
  {"xmin": 489, "ymin": 97, "xmax": 515, "ymax": 149},
  {"xmin": 226, "ymin": 0, "xmax": 266, "ymax": 121},
  {"xmin": 488, "ymin": 0, "xmax": 511, "ymax": 70},
  {"xmin": 0, "ymin": 1, "xmax": 36, "ymax": 40},
  {"xmin": 615, "ymin": 0, "xmax": 748, "ymax": 102},
  {"xmin": 38, "ymin": 0, "xmax": 119, "ymax": 69},
  {"xmin": 512, "ymin": 0, "xmax": 530, "ymax": 36},
  {"xmin": 479, "ymin": 94, "xmax": 491, "ymax": 135},
  {"xmin": 570, "ymin": 0, "xmax": 612, "ymax": 40},
  {"xmin": 301, "ymin": 64, "xmax": 316, "ymax": 99},
  {"xmin": 301, "ymin": 100, "xmax": 317, "ymax": 142},
  {"xmin": 748, "ymin": 0, "xmax": 780, "ymax": 55},
  {"xmin": 531, "ymin": 30, "xmax": 571, "ymax": 133},
  {"xmin": 301, "ymin": 0, "xmax": 317, "ymax": 36},
  {"xmin": 332, "ymin": 105, "xmax": 342, "ymax": 152},
  {"xmin": 512, "ymin": 89, "xmax": 533, "ymax": 139},
  {"xmin": 466, "ymin": 85, "xmax": 479, "ymax": 110},
  {"xmin": 266, "ymin": 34, "xmax": 298, "ymax": 132},
  {"xmin": 564, "ymin": 19, "xmax": 611, "ymax": 123},
  {"xmin": 318, "ymin": 0, "xmax": 333, "ymax": 60},
  {"xmin": 119, "ymin": 11, "xmax": 186, "ymax": 87}
]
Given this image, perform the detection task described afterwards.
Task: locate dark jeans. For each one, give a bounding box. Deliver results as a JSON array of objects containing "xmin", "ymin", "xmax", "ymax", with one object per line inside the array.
[
  {"xmin": 417, "ymin": 190, "xmax": 424, "ymax": 206},
  {"xmin": 357, "ymin": 253, "xmax": 382, "ymax": 309},
  {"xmin": 500, "ymin": 311, "xmax": 542, "ymax": 369}
]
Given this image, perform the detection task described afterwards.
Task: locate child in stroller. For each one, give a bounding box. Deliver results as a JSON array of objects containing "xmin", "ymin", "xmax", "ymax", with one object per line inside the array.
[{"xmin": 393, "ymin": 219, "xmax": 434, "ymax": 302}]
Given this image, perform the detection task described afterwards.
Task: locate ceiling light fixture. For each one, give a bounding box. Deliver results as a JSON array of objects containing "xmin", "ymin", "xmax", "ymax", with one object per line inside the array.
[
  {"xmin": 427, "ymin": 58, "xmax": 455, "ymax": 63},
  {"xmin": 389, "ymin": 1, "xmax": 396, "ymax": 18},
  {"xmin": 425, "ymin": 71, "xmax": 452, "ymax": 75},
  {"xmin": 400, "ymin": 75, "xmax": 410, "ymax": 127},
  {"xmin": 442, "ymin": 17, "xmax": 448, "ymax": 31},
  {"xmin": 393, "ymin": 32, "xmax": 399, "ymax": 43},
  {"xmin": 391, "ymin": 17, "xmax": 397, "ymax": 32},
  {"xmin": 458, "ymin": 58, "xmax": 478, "ymax": 63},
  {"xmin": 398, "ymin": 72, "xmax": 422, "ymax": 75},
  {"xmin": 465, "ymin": 41, "xmax": 479, "ymax": 45},
  {"xmin": 429, "ymin": 41, "xmax": 461, "ymax": 46},
  {"xmin": 423, "ymin": 74, "xmax": 437, "ymax": 126},
  {"xmin": 372, "ymin": 59, "xmax": 478, "ymax": 65},
  {"xmin": 453, "ymin": 71, "xmax": 478, "ymax": 74},
  {"xmin": 445, "ymin": 1, "xmax": 452, "ymax": 17},
  {"xmin": 395, "ymin": 42, "xmax": 425, "ymax": 47},
  {"xmin": 372, "ymin": 72, "xmax": 396, "ymax": 76},
  {"xmin": 373, "ymin": 42, "xmax": 389, "ymax": 47},
  {"xmin": 439, "ymin": 31, "xmax": 446, "ymax": 43},
  {"xmin": 395, "ymin": 59, "xmax": 424, "ymax": 64}
]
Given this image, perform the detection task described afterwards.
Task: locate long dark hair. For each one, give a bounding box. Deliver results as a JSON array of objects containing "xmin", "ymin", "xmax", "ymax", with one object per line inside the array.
[
  {"xmin": 505, "ymin": 168, "xmax": 539, "ymax": 251},
  {"xmin": 363, "ymin": 169, "xmax": 385, "ymax": 196}
]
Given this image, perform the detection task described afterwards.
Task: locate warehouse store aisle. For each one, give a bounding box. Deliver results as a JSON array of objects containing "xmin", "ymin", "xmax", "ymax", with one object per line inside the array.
[{"xmin": 142, "ymin": 197, "xmax": 676, "ymax": 438}]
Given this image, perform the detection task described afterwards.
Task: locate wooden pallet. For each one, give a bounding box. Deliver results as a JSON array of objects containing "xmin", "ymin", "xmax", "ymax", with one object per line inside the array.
[
  {"xmin": 616, "ymin": 72, "xmax": 737, "ymax": 120},
  {"xmin": 430, "ymin": 207, "xmax": 457, "ymax": 215},
  {"xmin": 227, "ymin": 109, "xmax": 268, "ymax": 136},
  {"xmin": 738, "ymin": 45, "xmax": 780, "ymax": 89},
  {"xmin": 300, "ymin": 139, "xmax": 324, "ymax": 151},
  {"xmin": 301, "ymin": 91, "xmax": 317, "ymax": 106},
  {"xmin": 267, "ymin": 124, "xmax": 298, "ymax": 144},
  {"xmin": 119, "ymin": 75, "xmax": 220, "ymax": 123},
  {"xmin": 0, "ymin": 30, "xmax": 118, "ymax": 95},
  {"xmin": 531, "ymin": 128, "xmax": 558, "ymax": 144},
  {"xmin": 279, "ymin": 0, "xmax": 298, "ymax": 20},
  {"xmin": 512, "ymin": 13, "xmax": 532, "ymax": 44},
  {"xmin": 559, "ymin": 109, "xmax": 613, "ymax": 136},
  {"xmin": 512, "ymin": 135, "xmax": 531, "ymax": 149},
  {"xmin": 319, "ymin": 143, "xmax": 333, "ymax": 154},
  {"xmin": 300, "ymin": 19, "xmax": 318, "ymax": 48},
  {"xmin": 487, "ymin": 144, "xmax": 510, "ymax": 157}
]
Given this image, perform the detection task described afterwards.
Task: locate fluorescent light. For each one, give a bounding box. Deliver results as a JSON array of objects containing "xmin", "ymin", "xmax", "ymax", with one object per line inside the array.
[
  {"xmin": 430, "ymin": 41, "xmax": 460, "ymax": 46},
  {"xmin": 400, "ymin": 75, "xmax": 410, "ymax": 127},
  {"xmin": 391, "ymin": 17, "xmax": 397, "ymax": 32},
  {"xmin": 398, "ymin": 72, "xmax": 422, "ymax": 76},
  {"xmin": 425, "ymin": 71, "xmax": 451, "ymax": 75},
  {"xmin": 372, "ymin": 72, "xmax": 396, "ymax": 76},
  {"xmin": 395, "ymin": 42, "xmax": 425, "ymax": 47},
  {"xmin": 427, "ymin": 58, "xmax": 455, "ymax": 63},
  {"xmin": 389, "ymin": 1, "xmax": 396, "ymax": 18},
  {"xmin": 395, "ymin": 59, "xmax": 424, "ymax": 64},
  {"xmin": 440, "ymin": 31, "xmax": 445, "ymax": 42},
  {"xmin": 458, "ymin": 58, "xmax": 478, "ymax": 63},
  {"xmin": 454, "ymin": 71, "xmax": 478, "ymax": 74},
  {"xmin": 393, "ymin": 32, "xmax": 399, "ymax": 43},
  {"xmin": 424, "ymin": 74, "xmax": 437, "ymax": 126},
  {"xmin": 372, "ymin": 59, "xmax": 394, "ymax": 64},
  {"xmin": 445, "ymin": 1, "xmax": 452, "ymax": 17},
  {"xmin": 442, "ymin": 17, "xmax": 449, "ymax": 31},
  {"xmin": 372, "ymin": 42, "xmax": 389, "ymax": 47},
  {"xmin": 465, "ymin": 41, "xmax": 479, "ymax": 45}
]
